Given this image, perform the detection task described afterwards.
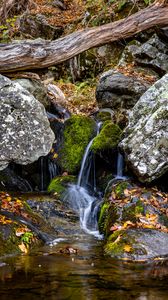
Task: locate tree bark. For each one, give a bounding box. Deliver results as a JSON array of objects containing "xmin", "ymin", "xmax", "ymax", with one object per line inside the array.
[{"xmin": 0, "ymin": 1, "xmax": 168, "ymax": 73}]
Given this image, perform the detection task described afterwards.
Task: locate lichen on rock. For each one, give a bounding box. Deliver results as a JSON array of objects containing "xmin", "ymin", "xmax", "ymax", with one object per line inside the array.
[
  {"xmin": 0, "ymin": 74, "xmax": 55, "ymax": 170},
  {"xmin": 120, "ymin": 74, "xmax": 168, "ymax": 182}
]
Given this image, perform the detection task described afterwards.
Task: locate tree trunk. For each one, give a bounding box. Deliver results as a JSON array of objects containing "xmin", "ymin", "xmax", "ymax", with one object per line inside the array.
[{"xmin": 0, "ymin": 1, "xmax": 168, "ymax": 73}]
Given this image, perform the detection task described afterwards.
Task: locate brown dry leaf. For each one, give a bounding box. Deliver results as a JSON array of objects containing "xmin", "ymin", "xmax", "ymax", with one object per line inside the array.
[
  {"xmin": 113, "ymin": 234, "xmax": 122, "ymax": 244},
  {"xmin": 123, "ymin": 189, "xmax": 130, "ymax": 197},
  {"xmin": 18, "ymin": 243, "xmax": 28, "ymax": 254},
  {"xmin": 111, "ymin": 191, "xmax": 116, "ymax": 199},
  {"xmin": 110, "ymin": 224, "xmax": 122, "ymax": 231},
  {"xmin": 123, "ymin": 220, "xmax": 135, "ymax": 229}
]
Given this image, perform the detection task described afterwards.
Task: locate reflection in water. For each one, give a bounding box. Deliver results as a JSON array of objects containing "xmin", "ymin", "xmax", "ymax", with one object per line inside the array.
[{"xmin": 0, "ymin": 236, "xmax": 168, "ymax": 300}]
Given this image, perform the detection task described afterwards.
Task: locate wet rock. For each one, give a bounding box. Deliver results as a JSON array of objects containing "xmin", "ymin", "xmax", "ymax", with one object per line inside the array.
[
  {"xmin": 0, "ymin": 167, "xmax": 32, "ymax": 192},
  {"xmin": 25, "ymin": 193, "xmax": 79, "ymax": 236},
  {"xmin": 0, "ymin": 74, "xmax": 55, "ymax": 170},
  {"xmin": 14, "ymin": 78, "xmax": 49, "ymax": 108},
  {"xmin": 120, "ymin": 74, "xmax": 168, "ymax": 182},
  {"xmin": 96, "ymin": 69, "xmax": 149, "ymax": 109},
  {"xmin": 18, "ymin": 13, "xmax": 63, "ymax": 39}
]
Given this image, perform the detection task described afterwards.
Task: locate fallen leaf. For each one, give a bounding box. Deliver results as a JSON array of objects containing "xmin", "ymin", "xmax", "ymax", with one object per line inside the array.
[
  {"xmin": 124, "ymin": 244, "xmax": 132, "ymax": 253},
  {"xmin": 18, "ymin": 242, "xmax": 28, "ymax": 254}
]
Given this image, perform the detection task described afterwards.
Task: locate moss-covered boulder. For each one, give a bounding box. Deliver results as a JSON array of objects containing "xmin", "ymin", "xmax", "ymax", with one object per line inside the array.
[
  {"xmin": 91, "ymin": 121, "xmax": 122, "ymax": 153},
  {"xmin": 99, "ymin": 181, "xmax": 168, "ymax": 261},
  {"xmin": 47, "ymin": 175, "xmax": 76, "ymax": 198},
  {"xmin": 58, "ymin": 115, "xmax": 96, "ymax": 173}
]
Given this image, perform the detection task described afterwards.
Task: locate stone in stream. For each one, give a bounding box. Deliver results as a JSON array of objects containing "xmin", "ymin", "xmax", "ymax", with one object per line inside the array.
[
  {"xmin": 0, "ymin": 74, "xmax": 55, "ymax": 170},
  {"xmin": 120, "ymin": 74, "xmax": 168, "ymax": 182}
]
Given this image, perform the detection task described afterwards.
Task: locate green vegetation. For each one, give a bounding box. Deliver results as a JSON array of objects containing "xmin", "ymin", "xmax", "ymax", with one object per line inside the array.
[
  {"xmin": 114, "ymin": 181, "xmax": 129, "ymax": 198},
  {"xmin": 48, "ymin": 175, "xmax": 76, "ymax": 196},
  {"xmin": 104, "ymin": 230, "xmax": 134, "ymax": 257},
  {"xmin": 91, "ymin": 121, "xmax": 122, "ymax": 153},
  {"xmin": 59, "ymin": 115, "xmax": 96, "ymax": 173}
]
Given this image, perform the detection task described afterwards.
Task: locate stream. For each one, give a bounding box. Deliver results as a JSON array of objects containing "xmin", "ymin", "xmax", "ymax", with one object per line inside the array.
[
  {"xmin": 0, "ymin": 233, "xmax": 168, "ymax": 300},
  {"xmin": 0, "ymin": 128, "xmax": 167, "ymax": 300}
]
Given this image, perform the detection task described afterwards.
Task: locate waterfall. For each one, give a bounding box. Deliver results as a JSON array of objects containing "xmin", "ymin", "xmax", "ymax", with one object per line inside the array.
[
  {"xmin": 116, "ymin": 152, "xmax": 124, "ymax": 178},
  {"xmin": 64, "ymin": 123, "xmax": 103, "ymax": 238},
  {"xmin": 39, "ymin": 157, "xmax": 59, "ymax": 191}
]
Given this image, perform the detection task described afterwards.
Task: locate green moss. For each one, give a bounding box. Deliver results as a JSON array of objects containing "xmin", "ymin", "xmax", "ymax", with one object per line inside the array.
[
  {"xmin": 0, "ymin": 226, "xmax": 21, "ymax": 257},
  {"xmin": 114, "ymin": 181, "xmax": 129, "ymax": 198},
  {"xmin": 98, "ymin": 202, "xmax": 119, "ymax": 237},
  {"xmin": 91, "ymin": 121, "xmax": 122, "ymax": 153},
  {"xmin": 105, "ymin": 230, "xmax": 134, "ymax": 257},
  {"xmin": 59, "ymin": 115, "xmax": 96, "ymax": 173},
  {"xmin": 122, "ymin": 200, "xmax": 144, "ymax": 223},
  {"xmin": 96, "ymin": 111, "xmax": 112, "ymax": 122},
  {"xmin": 98, "ymin": 202, "xmax": 110, "ymax": 233},
  {"xmin": 47, "ymin": 175, "xmax": 76, "ymax": 196}
]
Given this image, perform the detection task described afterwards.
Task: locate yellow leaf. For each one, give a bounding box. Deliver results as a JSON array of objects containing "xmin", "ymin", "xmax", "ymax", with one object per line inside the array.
[
  {"xmin": 124, "ymin": 244, "xmax": 132, "ymax": 252},
  {"xmin": 123, "ymin": 220, "xmax": 134, "ymax": 228},
  {"xmin": 53, "ymin": 153, "xmax": 58, "ymax": 159}
]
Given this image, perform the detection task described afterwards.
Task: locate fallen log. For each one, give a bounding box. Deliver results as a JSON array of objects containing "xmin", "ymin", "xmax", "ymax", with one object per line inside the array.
[{"xmin": 0, "ymin": 1, "xmax": 168, "ymax": 73}]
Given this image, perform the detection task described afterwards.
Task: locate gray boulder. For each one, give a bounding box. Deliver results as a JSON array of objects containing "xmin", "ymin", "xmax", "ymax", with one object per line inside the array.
[
  {"xmin": 0, "ymin": 75, "xmax": 55, "ymax": 170},
  {"xmin": 14, "ymin": 78, "xmax": 49, "ymax": 107},
  {"xmin": 96, "ymin": 69, "xmax": 149, "ymax": 109},
  {"xmin": 120, "ymin": 74, "xmax": 168, "ymax": 182}
]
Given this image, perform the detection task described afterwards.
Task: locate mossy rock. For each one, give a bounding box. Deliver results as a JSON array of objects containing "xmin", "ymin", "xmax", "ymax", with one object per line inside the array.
[
  {"xmin": 104, "ymin": 229, "xmax": 168, "ymax": 261},
  {"xmin": 98, "ymin": 201, "xmax": 118, "ymax": 237},
  {"xmin": 114, "ymin": 181, "xmax": 130, "ymax": 199},
  {"xmin": 47, "ymin": 175, "xmax": 76, "ymax": 197},
  {"xmin": 59, "ymin": 115, "xmax": 96, "ymax": 173},
  {"xmin": 96, "ymin": 111, "xmax": 113, "ymax": 122},
  {"xmin": 91, "ymin": 121, "xmax": 122, "ymax": 153},
  {"xmin": 0, "ymin": 225, "xmax": 22, "ymax": 257}
]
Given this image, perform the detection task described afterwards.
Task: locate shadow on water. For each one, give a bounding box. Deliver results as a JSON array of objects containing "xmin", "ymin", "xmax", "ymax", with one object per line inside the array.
[{"xmin": 0, "ymin": 235, "xmax": 168, "ymax": 300}]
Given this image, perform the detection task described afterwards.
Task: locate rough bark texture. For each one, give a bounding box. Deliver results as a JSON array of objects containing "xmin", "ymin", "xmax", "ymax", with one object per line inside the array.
[{"xmin": 0, "ymin": 1, "xmax": 168, "ymax": 72}]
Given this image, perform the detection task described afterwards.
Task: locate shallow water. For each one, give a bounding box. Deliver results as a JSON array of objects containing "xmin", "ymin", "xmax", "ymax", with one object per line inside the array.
[{"xmin": 0, "ymin": 234, "xmax": 168, "ymax": 300}]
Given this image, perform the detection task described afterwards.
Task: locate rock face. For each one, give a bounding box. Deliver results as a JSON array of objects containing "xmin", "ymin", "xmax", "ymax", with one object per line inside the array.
[
  {"xmin": 0, "ymin": 75, "xmax": 55, "ymax": 170},
  {"xmin": 120, "ymin": 74, "xmax": 168, "ymax": 182},
  {"xmin": 96, "ymin": 69, "xmax": 149, "ymax": 109}
]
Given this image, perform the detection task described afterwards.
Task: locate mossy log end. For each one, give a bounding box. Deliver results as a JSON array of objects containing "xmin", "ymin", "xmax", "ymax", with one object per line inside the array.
[{"xmin": 0, "ymin": 1, "xmax": 168, "ymax": 72}]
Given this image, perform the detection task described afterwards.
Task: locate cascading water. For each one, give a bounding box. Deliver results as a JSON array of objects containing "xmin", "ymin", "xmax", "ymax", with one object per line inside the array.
[
  {"xmin": 116, "ymin": 152, "xmax": 124, "ymax": 178},
  {"xmin": 64, "ymin": 123, "xmax": 103, "ymax": 238}
]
